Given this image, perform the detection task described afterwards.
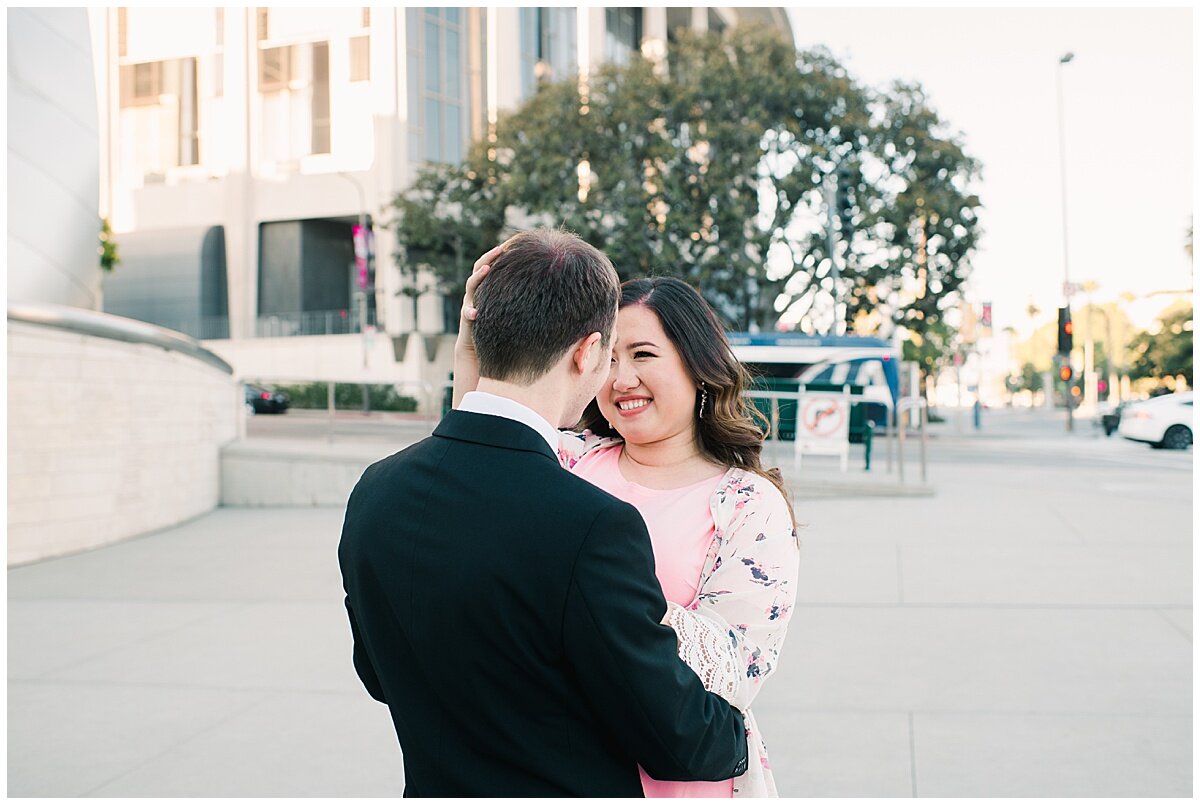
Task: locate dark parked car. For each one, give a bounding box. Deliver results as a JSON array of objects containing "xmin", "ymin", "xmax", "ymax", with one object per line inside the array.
[{"xmin": 245, "ymin": 383, "xmax": 290, "ymax": 414}]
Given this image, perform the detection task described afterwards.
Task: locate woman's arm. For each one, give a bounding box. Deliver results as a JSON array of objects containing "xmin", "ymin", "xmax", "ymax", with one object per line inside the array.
[
  {"xmin": 667, "ymin": 477, "xmax": 800, "ymax": 711},
  {"xmin": 452, "ymin": 243, "xmax": 505, "ymax": 409}
]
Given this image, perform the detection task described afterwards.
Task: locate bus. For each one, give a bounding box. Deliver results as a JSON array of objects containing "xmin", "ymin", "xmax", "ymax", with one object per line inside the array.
[{"xmin": 727, "ymin": 332, "xmax": 901, "ymax": 438}]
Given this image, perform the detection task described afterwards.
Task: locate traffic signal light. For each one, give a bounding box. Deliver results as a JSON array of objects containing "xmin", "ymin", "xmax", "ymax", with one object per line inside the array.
[
  {"xmin": 1059, "ymin": 364, "xmax": 1073, "ymax": 382},
  {"xmin": 835, "ymin": 164, "xmax": 854, "ymax": 233},
  {"xmin": 1057, "ymin": 306, "xmax": 1073, "ymax": 354}
]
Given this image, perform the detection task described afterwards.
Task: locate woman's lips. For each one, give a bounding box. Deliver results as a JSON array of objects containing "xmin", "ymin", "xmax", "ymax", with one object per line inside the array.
[{"xmin": 614, "ymin": 398, "xmax": 652, "ymax": 417}]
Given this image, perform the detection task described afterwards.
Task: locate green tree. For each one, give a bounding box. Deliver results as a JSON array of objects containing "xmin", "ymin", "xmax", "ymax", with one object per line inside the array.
[
  {"xmin": 855, "ymin": 83, "xmax": 981, "ymax": 366},
  {"xmin": 386, "ymin": 145, "xmax": 508, "ymax": 327},
  {"xmin": 99, "ymin": 217, "xmax": 120, "ymax": 272},
  {"xmin": 387, "ymin": 26, "xmax": 981, "ymax": 341},
  {"xmin": 900, "ymin": 317, "xmax": 956, "ymax": 398},
  {"xmin": 1018, "ymin": 361, "xmax": 1044, "ymax": 393},
  {"xmin": 1128, "ymin": 303, "xmax": 1193, "ymax": 387}
]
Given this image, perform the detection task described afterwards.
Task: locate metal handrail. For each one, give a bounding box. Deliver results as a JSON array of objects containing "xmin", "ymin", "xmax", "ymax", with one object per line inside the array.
[
  {"xmin": 743, "ymin": 387, "xmax": 889, "ymax": 444},
  {"xmin": 895, "ymin": 396, "xmax": 929, "ymax": 484},
  {"xmin": 7, "ymin": 302, "xmax": 233, "ymax": 376}
]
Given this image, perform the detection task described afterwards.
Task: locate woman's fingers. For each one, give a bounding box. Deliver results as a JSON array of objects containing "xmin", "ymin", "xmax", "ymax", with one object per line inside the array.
[
  {"xmin": 463, "ymin": 240, "xmax": 512, "ymax": 324},
  {"xmin": 472, "ymin": 243, "xmax": 505, "ymax": 274},
  {"xmin": 462, "ymin": 263, "xmax": 490, "ymax": 319}
]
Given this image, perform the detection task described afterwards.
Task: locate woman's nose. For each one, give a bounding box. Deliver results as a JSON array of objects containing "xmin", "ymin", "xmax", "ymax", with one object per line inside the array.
[{"xmin": 611, "ymin": 360, "xmax": 639, "ymax": 391}]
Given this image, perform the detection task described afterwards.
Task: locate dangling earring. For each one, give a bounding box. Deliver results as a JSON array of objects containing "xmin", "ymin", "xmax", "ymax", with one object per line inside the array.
[{"xmin": 698, "ymin": 384, "xmax": 708, "ymax": 419}]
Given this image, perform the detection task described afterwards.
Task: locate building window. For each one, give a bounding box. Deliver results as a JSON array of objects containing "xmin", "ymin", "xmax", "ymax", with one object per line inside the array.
[
  {"xmin": 350, "ymin": 35, "xmax": 370, "ymax": 82},
  {"xmin": 409, "ymin": 8, "xmax": 468, "ymax": 165},
  {"xmin": 259, "ymin": 45, "xmax": 290, "ymax": 91},
  {"xmin": 119, "ymin": 58, "xmax": 199, "ymax": 179},
  {"xmin": 121, "ymin": 61, "xmax": 162, "ymax": 106},
  {"xmin": 258, "ymin": 41, "xmax": 331, "ymax": 161},
  {"xmin": 311, "ymin": 42, "xmax": 330, "ymax": 154},
  {"xmin": 605, "ymin": 7, "xmax": 642, "ymax": 66},
  {"xmin": 707, "ymin": 9, "xmax": 728, "ymax": 34},
  {"xmin": 519, "ymin": 7, "xmax": 577, "ymax": 99},
  {"xmin": 117, "ymin": 7, "xmax": 127, "ymax": 58},
  {"xmin": 179, "ymin": 57, "xmax": 199, "ymax": 165}
]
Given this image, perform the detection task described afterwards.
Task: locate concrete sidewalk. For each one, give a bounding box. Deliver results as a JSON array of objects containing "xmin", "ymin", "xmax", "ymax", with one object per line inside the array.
[{"xmin": 7, "ymin": 420, "xmax": 1192, "ymax": 796}]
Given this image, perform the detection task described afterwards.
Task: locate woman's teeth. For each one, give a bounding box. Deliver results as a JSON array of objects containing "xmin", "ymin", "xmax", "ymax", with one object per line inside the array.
[{"xmin": 618, "ymin": 400, "xmax": 650, "ymax": 411}]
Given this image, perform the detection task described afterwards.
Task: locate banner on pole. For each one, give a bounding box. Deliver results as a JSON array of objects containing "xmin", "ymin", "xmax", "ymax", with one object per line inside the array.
[{"xmin": 353, "ymin": 224, "xmax": 369, "ymax": 290}]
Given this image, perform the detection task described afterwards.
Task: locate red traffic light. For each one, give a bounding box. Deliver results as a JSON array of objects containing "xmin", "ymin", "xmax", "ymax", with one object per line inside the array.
[{"xmin": 1057, "ymin": 307, "xmax": 1074, "ymax": 353}]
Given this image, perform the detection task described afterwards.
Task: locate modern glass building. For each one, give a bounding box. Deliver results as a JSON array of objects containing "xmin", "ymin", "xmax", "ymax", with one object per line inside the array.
[{"xmin": 93, "ymin": 7, "xmax": 793, "ymax": 396}]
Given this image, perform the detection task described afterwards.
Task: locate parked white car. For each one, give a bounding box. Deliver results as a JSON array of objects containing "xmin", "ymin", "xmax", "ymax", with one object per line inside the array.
[{"xmin": 1118, "ymin": 391, "xmax": 1193, "ymax": 449}]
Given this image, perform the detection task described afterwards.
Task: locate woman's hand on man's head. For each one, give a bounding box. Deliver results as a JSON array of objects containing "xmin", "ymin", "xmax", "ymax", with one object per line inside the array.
[{"xmin": 461, "ymin": 242, "xmax": 507, "ymax": 324}]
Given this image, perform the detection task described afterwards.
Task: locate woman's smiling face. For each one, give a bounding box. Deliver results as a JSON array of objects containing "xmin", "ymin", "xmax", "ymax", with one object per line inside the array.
[{"xmin": 597, "ymin": 304, "xmax": 699, "ymax": 446}]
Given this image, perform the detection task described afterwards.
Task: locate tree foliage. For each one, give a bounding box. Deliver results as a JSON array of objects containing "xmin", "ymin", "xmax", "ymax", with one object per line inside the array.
[
  {"xmin": 1128, "ymin": 303, "xmax": 1193, "ymax": 387},
  {"xmin": 99, "ymin": 217, "xmax": 120, "ymax": 272},
  {"xmin": 388, "ymin": 25, "xmax": 982, "ymax": 349}
]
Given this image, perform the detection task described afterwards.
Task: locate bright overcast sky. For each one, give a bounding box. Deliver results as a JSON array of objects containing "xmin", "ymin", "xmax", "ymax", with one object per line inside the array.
[{"xmin": 785, "ymin": 5, "xmax": 1194, "ymax": 336}]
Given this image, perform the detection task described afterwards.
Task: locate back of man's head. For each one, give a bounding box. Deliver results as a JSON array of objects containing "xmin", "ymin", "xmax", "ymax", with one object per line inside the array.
[{"xmin": 473, "ymin": 229, "xmax": 620, "ymax": 385}]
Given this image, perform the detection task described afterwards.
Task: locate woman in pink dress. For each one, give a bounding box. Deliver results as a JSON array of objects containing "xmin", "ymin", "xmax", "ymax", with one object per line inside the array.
[{"xmin": 455, "ymin": 246, "xmax": 800, "ymax": 797}]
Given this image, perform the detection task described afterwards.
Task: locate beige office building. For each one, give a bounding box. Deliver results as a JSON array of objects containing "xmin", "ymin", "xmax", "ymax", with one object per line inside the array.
[{"xmin": 95, "ymin": 7, "xmax": 792, "ymax": 398}]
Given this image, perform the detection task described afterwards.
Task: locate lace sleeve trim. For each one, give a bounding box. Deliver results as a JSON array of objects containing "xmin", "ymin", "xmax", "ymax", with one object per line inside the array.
[{"xmin": 664, "ymin": 604, "xmax": 741, "ymax": 702}]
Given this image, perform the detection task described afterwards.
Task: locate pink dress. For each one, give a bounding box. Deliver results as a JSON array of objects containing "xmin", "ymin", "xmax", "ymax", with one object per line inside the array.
[{"xmin": 572, "ymin": 444, "xmax": 734, "ymax": 798}]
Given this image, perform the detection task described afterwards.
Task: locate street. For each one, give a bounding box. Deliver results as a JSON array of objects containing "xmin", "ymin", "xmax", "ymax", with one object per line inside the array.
[{"xmin": 7, "ymin": 407, "xmax": 1192, "ymax": 796}]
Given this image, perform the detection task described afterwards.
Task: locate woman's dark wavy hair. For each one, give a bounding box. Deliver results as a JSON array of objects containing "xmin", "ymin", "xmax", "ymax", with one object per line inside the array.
[{"xmin": 577, "ymin": 277, "xmax": 795, "ymax": 526}]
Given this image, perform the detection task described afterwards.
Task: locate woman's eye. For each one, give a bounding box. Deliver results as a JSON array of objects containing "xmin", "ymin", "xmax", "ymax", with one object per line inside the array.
[{"xmin": 634, "ymin": 351, "xmax": 655, "ymax": 359}]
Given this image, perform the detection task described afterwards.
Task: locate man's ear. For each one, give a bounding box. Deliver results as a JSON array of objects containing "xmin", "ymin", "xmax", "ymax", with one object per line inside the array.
[{"xmin": 571, "ymin": 332, "xmax": 604, "ymax": 375}]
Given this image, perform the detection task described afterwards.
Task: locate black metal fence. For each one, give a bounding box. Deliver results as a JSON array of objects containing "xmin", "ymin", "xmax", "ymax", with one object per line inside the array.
[{"xmin": 149, "ymin": 309, "xmax": 379, "ymax": 341}]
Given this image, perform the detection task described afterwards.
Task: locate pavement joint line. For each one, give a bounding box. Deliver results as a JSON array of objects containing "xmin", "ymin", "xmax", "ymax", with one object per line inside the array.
[
  {"xmin": 8, "ymin": 599, "xmax": 1190, "ymax": 610},
  {"xmin": 1046, "ymin": 503, "xmax": 1089, "ymax": 546},
  {"xmin": 6, "ymin": 596, "xmax": 338, "ymax": 604},
  {"xmin": 77, "ymin": 689, "xmax": 283, "ymax": 797},
  {"xmin": 11, "ymin": 603, "xmax": 247, "ymax": 680},
  {"xmin": 1152, "ymin": 608, "xmax": 1193, "ymax": 644},
  {"xmin": 908, "ymin": 711, "xmax": 918, "ymax": 798},
  {"xmin": 895, "ymin": 544, "xmax": 905, "ymax": 605},
  {"xmin": 3, "ymin": 508, "xmax": 220, "ymax": 570},
  {"xmin": 9, "ymin": 677, "xmax": 362, "ymax": 697},
  {"xmin": 757, "ymin": 706, "xmax": 1193, "ymax": 718},
  {"xmin": 789, "ymin": 603, "xmax": 1192, "ymax": 610}
]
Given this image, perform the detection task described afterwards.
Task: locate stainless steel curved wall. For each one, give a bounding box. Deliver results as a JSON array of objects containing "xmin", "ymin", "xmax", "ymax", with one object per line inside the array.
[{"xmin": 7, "ymin": 8, "xmax": 102, "ymax": 310}]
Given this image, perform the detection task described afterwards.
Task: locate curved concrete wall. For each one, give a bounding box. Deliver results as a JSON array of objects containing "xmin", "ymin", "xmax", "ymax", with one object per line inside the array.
[
  {"xmin": 7, "ymin": 8, "xmax": 103, "ymax": 310},
  {"xmin": 7, "ymin": 309, "xmax": 240, "ymax": 566}
]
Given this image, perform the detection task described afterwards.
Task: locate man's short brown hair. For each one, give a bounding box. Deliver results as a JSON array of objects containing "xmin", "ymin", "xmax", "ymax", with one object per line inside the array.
[{"xmin": 472, "ymin": 229, "xmax": 620, "ymax": 384}]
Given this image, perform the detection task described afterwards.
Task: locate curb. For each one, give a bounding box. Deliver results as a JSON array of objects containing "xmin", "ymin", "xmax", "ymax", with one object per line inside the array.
[{"xmin": 790, "ymin": 480, "xmax": 936, "ymax": 499}]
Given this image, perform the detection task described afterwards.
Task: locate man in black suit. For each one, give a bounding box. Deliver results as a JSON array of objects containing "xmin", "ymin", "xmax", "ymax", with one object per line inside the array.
[{"xmin": 339, "ymin": 229, "xmax": 747, "ymax": 796}]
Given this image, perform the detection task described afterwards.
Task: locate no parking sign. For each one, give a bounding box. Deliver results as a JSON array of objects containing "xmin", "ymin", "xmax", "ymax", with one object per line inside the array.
[{"xmin": 795, "ymin": 388, "xmax": 851, "ymax": 471}]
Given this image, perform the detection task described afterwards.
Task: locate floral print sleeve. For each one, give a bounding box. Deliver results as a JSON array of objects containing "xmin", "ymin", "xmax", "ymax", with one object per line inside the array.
[
  {"xmin": 668, "ymin": 471, "xmax": 800, "ymax": 713},
  {"xmin": 557, "ymin": 430, "xmax": 622, "ymax": 470}
]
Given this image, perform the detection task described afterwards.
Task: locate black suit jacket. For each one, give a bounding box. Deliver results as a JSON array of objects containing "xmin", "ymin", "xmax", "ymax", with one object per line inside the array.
[{"xmin": 338, "ymin": 409, "xmax": 748, "ymax": 797}]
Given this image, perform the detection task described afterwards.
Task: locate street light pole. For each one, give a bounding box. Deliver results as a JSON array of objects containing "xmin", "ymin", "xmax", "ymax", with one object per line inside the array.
[
  {"xmin": 824, "ymin": 173, "xmax": 843, "ymax": 336},
  {"xmin": 339, "ymin": 171, "xmax": 371, "ymax": 412},
  {"xmin": 1056, "ymin": 51, "xmax": 1075, "ymax": 431}
]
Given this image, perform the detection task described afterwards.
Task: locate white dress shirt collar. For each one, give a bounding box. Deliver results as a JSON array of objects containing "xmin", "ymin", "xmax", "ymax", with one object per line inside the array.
[{"xmin": 458, "ymin": 391, "xmax": 560, "ymax": 454}]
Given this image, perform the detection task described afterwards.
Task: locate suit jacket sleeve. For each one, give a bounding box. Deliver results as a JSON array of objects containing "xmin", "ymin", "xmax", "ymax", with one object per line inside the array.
[
  {"xmin": 345, "ymin": 596, "xmax": 387, "ymax": 704},
  {"xmin": 562, "ymin": 500, "xmax": 749, "ymax": 783}
]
